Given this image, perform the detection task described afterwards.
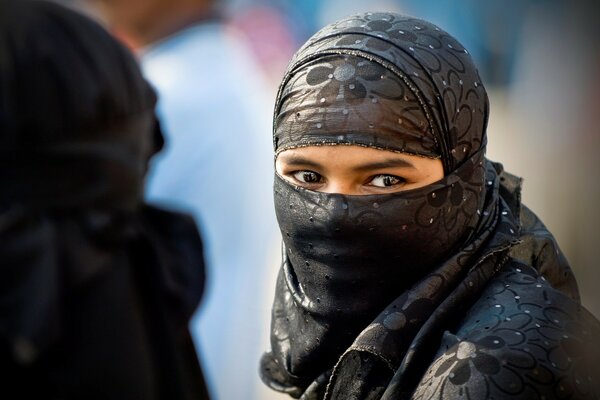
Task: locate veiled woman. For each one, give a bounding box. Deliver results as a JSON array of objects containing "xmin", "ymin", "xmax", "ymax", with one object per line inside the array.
[{"xmin": 260, "ymin": 11, "xmax": 600, "ymax": 400}]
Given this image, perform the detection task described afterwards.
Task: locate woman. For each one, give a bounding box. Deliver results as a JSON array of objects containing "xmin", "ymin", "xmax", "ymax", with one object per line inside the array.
[
  {"xmin": 0, "ymin": 2, "xmax": 208, "ymax": 398},
  {"xmin": 260, "ymin": 12, "xmax": 600, "ymax": 400}
]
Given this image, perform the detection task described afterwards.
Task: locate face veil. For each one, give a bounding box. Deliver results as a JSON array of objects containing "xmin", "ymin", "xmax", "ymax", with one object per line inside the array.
[{"xmin": 261, "ymin": 11, "xmax": 519, "ymax": 399}]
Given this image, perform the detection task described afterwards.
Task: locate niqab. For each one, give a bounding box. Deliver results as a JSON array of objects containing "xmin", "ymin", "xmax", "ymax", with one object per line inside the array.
[{"xmin": 261, "ymin": 12, "xmax": 600, "ymax": 400}]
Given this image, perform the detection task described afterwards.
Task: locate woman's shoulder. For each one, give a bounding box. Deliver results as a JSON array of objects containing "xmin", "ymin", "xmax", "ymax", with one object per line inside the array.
[
  {"xmin": 494, "ymin": 161, "xmax": 579, "ymax": 301},
  {"xmin": 509, "ymin": 202, "xmax": 580, "ymax": 302},
  {"xmin": 412, "ymin": 261, "xmax": 600, "ymax": 399}
]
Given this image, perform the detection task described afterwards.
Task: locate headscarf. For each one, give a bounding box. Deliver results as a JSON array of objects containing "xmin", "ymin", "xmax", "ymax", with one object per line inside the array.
[
  {"xmin": 0, "ymin": 2, "xmax": 208, "ymax": 398},
  {"xmin": 0, "ymin": 0, "xmax": 160, "ymax": 211},
  {"xmin": 273, "ymin": 11, "xmax": 489, "ymax": 172},
  {"xmin": 261, "ymin": 12, "xmax": 598, "ymax": 400}
]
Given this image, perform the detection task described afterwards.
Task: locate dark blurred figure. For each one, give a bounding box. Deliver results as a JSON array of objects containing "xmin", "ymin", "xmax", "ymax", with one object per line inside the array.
[{"xmin": 0, "ymin": 1, "xmax": 209, "ymax": 398}]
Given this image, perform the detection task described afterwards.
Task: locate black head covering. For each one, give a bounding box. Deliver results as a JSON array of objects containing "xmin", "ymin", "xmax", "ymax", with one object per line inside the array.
[
  {"xmin": 262, "ymin": 12, "xmax": 599, "ymax": 400},
  {"xmin": 273, "ymin": 11, "xmax": 489, "ymax": 172},
  {"xmin": 0, "ymin": 0, "xmax": 161, "ymax": 211},
  {"xmin": 0, "ymin": 2, "xmax": 208, "ymax": 398}
]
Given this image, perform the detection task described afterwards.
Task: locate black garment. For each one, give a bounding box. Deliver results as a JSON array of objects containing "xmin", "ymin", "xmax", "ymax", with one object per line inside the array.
[
  {"xmin": 0, "ymin": 0, "xmax": 158, "ymax": 211},
  {"xmin": 0, "ymin": 1, "xmax": 209, "ymax": 399},
  {"xmin": 261, "ymin": 12, "xmax": 600, "ymax": 400},
  {"xmin": 0, "ymin": 206, "xmax": 209, "ymax": 400}
]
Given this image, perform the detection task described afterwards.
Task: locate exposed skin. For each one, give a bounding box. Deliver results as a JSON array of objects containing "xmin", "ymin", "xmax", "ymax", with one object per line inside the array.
[
  {"xmin": 94, "ymin": 0, "xmax": 214, "ymax": 48},
  {"xmin": 276, "ymin": 145, "xmax": 444, "ymax": 195}
]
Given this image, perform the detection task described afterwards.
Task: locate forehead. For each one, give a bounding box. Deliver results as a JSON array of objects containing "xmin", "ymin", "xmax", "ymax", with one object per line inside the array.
[{"xmin": 276, "ymin": 145, "xmax": 441, "ymax": 171}]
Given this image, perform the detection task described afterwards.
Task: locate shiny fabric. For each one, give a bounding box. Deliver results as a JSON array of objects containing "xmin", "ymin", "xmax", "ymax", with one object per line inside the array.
[
  {"xmin": 0, "ymin": 2, "xmax": 208, "ymax": 399},
  {"xmin": 275, "ymin": 54, "xmax": 439, "ymax": 159},
  {"xmin": 273, "ymin": 146, "xmax": 487, "ymax": 321},
  {"xmin": 273, "ymin": 11, "xmax": 489, "ymax": 173},
  {"xmin": 261, "ymin": 11, "xmax": 600, "ymax": 400}
]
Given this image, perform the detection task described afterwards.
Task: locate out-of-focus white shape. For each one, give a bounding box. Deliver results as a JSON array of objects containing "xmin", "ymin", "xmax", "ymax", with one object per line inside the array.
[{"xmin": 141, "ymin": 21, "xmax": 279, "ymax": 400}]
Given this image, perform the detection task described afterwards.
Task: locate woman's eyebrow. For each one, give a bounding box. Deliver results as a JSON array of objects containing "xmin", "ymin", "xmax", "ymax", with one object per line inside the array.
[
  {"xmin": 280, "ymin": 155, "xmax": 323, "ymax": 168},
  {"xmin": 353, "ymin": 158, "xmax": 415, "ymax": 172}
]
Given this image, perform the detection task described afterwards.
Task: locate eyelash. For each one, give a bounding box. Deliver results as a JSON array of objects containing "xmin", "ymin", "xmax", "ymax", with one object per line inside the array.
[
  {"xmin": 292, "ymin": 170, "xmax": 323, "ymax": 185},
  {"xmin": 290, "ymin": 170, "xmax": 405, "ymax": 188},
  {"xmin": 368, "ymin": 174, "xmax": 405, "ymax": 188}
]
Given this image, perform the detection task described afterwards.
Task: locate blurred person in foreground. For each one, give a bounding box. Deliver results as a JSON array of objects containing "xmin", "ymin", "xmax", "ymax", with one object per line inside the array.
[
  {"xmin": 260, "ymin": 12, "xmax": 600, "ymax": 399},
  {"xmin": 95, "ymin": 0, "xmax": 278, "ymax": 398},
  {"xmin": 0, "ymin": 1, "xmax": 208, "ymax": 398}
]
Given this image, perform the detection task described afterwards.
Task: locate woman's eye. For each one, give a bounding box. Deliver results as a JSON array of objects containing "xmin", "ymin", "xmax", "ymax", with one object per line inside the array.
[
  {"xmin": 369, "ymin": 174, "xmax": 404, "ymax": 188},
  {"xmin": 292, "ymin": 171, "xmax": 323, "ymax": 184}
]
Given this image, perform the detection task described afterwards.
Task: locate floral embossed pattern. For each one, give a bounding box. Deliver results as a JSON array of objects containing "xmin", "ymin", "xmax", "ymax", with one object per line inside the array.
[
  {"xmin": 275, "ymin": 54, "xmax": 438, "ymax": 158},
  {"xmin": 305, "ymin": 57, "xmax": 380, "ymax": 104},
  {"xmin": 413, "ymin": 265, "xmax": 600, "ymax": 399},
  {"xmin": 276, "ymin": 11, "xmax": 489, "ymax": 171}
]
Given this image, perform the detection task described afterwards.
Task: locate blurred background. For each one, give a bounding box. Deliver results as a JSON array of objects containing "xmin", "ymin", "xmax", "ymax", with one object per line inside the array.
[{"xmin": 56, "ymin": 0, "xmax": 600, "ymax": 398}]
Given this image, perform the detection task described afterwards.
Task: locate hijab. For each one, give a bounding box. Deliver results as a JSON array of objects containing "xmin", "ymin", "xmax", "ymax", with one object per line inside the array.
[
  {"xmin": 0, "ymin": 2, "xmax": 208, "ymax": 398},
  {"xmin": 261, "ymin": 12, "xmax": 599, "ymax": 399},
  {"xmin": 0, "ymin": 0, "xmax": 160, "ymax": 211}
]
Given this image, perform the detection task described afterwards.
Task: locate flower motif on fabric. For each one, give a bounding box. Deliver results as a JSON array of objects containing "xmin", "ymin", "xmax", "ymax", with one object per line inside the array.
[
  {"xmin": 335, "ymin": 27, "xmax": 418, "ymax": 53},
  {"xmin": 427, "ymin": 182, "xmax": 465, "ymax": 209},
  {"xmin": 411, "ymin": 155, "xmax": 485, "ymax": 247},
  {"xmin": 434, "ymin": 337, "xmax": 503, "ymax": 386},
  {"xmin": 305, "ymin": 58, "xmax": 381, "ymax": 105},
  {"xmin": 413, "ymin": 336, "xmax": 513, "ymax": 399},
  {"xmin": 417, "ymin": 182, "xmax": 478, "ymax": 228},
  {"xmin": 332, "ymin": 13, "xmax": 421, "ymax": 50},
  {"xmin": 413, "ymin": 266, "xmax": 600, "ymax": 400}
]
